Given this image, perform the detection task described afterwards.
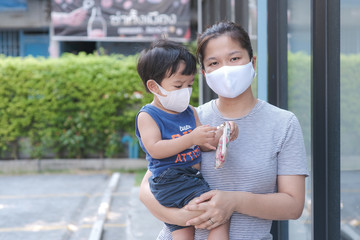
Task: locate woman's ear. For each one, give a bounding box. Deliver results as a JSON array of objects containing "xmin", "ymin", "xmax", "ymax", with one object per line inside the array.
[{"xmin": 252, "ymin": 56, "xmax": 257, "ymax": 69}]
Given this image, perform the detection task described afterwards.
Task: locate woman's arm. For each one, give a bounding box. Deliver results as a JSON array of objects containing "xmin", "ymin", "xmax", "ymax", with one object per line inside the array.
[
  {"xmin": 185, "ymin": 175, "xmax": 306, "ymax": 230},
  {"xmin": 139, "ymin": 170, "xmax": 203, "ymax": 225},
  {"xmin": 235, "ymin": 175, "xmax": 305, "ymax": 220}
]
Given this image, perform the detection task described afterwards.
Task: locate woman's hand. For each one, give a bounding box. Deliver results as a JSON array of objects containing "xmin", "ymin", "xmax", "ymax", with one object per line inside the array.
[
  {"xmin": 184, "ymin": 190, "xmax": 235, "ymax": 230},
  {"xmin": 228, "ymin": 121, "xmax": 239, "ymax": 141}
]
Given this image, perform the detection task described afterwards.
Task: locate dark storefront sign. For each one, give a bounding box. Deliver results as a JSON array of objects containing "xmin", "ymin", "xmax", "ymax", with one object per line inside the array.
[{"xmin": 51, "ymin": 0, "xmax": 191, "ymax": 42}]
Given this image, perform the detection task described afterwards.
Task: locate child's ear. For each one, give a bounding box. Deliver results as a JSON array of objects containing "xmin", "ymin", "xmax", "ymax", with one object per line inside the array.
[{"xmin": 147, "ymin": 80, "xmax": 158, "ymax": 93}]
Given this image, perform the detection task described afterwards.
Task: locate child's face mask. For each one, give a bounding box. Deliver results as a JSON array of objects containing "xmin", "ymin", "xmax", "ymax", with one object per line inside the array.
[
  {"xmin": 205, "ymin": 62, "xmax": 256, "ymax": 98},
  {"xmin": 151, "ymin": 82, "xmax": 192, "ymax": 113}
]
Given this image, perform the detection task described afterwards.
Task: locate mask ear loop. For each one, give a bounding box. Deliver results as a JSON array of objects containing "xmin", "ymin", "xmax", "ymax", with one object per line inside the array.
[
  {"xmin": 250, "ymin": 59, "xmax": 257, "ymax": 79},
  {"xmin": 148, "ymin": 80, "xmax": 168, "ymax": 97}
]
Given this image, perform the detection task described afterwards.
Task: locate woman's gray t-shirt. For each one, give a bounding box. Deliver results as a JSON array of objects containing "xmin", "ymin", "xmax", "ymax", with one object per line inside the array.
[{"xmin": 156, "ymin": 99, "xmax": 309, "ymax": 240}]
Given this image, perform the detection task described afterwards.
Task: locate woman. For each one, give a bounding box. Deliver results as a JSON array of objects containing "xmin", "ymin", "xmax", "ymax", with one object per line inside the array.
[{"xmin": 139, "ymin": 21, "xmax": 309, "ymax": 240}]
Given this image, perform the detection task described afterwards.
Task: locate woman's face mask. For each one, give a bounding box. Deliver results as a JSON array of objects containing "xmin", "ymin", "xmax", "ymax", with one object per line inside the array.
[
  {"xmin": 204, "ymin": 62, "xmax": 256, "ymax": 98},
  {"xmin": 150, "ymin": 82, "xmax": 192, "ymax": 113}
]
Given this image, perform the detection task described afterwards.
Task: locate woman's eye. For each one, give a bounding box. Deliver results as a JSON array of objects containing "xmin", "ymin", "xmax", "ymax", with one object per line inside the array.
[
  {"xmin": 175, "ymin": 86, "xmax": 182, "ymax": 89},
  {"xmin": 188, "ymin": 85, "xmax": 193, "ymax": 88},
  {"xmin": 231, "ymin": 57, "xmax": 240, "ymax": 62},
  {"xmin": 209, "ymin": 62, "xmax": 218, "ymax": 66}
]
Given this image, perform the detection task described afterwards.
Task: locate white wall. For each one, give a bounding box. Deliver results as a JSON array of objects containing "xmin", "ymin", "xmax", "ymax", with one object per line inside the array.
[{"xmin": 0, "ymin": 0, "xmax": 50, "ymax": 29}]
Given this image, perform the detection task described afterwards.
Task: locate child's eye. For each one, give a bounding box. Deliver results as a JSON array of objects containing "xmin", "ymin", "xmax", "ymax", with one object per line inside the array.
[
  {"xmin": 231, "ymin": 57, "xmax": 240, "ymax": 62},
  {"xmin": 188, "ymin": 84, "xmax": 193, "ymax": 88},
  {"xmin": 175, "ymin": 85, "xmax": 182, "ymax": 89},
  {"xmin": 209, "ymin": 61, "xmax": 218, "ymax": 67}
]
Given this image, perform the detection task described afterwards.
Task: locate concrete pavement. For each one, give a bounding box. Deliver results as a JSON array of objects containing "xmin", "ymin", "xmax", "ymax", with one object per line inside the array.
[{"xmin": 0, "ymin": 172, "xmax": 163, "ymax": 240}]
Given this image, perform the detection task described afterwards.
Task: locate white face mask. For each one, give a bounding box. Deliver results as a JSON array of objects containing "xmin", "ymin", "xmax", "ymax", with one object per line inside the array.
[
  {"xmin": 150, "ymin": 82, "xmax": 192, "ymax": 113},
  {"xmin": 205, "ymin": 62, "xmax": 256, "ymax": 98}
]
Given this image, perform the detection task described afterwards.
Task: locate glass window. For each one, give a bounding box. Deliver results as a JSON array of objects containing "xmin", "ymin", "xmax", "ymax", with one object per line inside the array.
[
  {"xmin": 287, "ymin": 0, "xmax": 312, "ymax": 239},
  {"xmin": 340, "ymin": 0, "xmax": 360, "ymax": 238},
  {"xmin": 0, "ymin": 30, "xmax": 20, "ymax": 56}
]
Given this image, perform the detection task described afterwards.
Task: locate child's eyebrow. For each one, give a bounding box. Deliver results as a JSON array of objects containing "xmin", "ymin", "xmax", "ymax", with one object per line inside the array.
[
  {"xmin": 173, "ymin": 80, "xmax": 186, "ymax": 85},
  {"xmin": 173, "ymin": 78, "xmax": 194, "ymax": 84}
]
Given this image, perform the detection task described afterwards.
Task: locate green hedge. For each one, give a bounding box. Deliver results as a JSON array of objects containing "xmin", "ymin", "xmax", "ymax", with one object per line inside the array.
[
  {"xmin": 0, "ymin": 53, "xmax": 199, "ymax": 159},
  {"xmin": 0, "ymin": 52, "xmax": 358, "ymax": 159}
]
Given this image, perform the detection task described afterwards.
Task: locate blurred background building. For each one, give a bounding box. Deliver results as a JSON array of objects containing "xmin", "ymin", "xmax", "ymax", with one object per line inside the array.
[{"xmin": 0, "ymin": 0, "xmax": 198, "ymax": 57}]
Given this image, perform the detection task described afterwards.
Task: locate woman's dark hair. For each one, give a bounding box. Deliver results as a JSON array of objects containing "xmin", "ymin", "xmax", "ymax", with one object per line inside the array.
[
  {"xmin": 196, "ymin": 21, "xmax": 253, "ymax": 70},
  {"xmin": 137, "ymin": 39, "xmax": 197, "ymax": 92}
]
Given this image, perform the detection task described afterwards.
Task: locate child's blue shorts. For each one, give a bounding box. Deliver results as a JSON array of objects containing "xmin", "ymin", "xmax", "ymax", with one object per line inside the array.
[{"xmin": 149, "ymin": 166, "xmax": 211, "ymax": 232}]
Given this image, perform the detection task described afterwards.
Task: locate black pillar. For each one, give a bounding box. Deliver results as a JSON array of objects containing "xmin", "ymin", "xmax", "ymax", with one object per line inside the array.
[
  {"xmin": 267, "ymin": 0, "xmax": 288, "ymax": 238},
  {"xmin": 267, "ymin": 0, "xmax": 288, "ymax": 110},
  {"xmin": 311, "ymin": 0, "xmax": 340, "ymax": 239}
]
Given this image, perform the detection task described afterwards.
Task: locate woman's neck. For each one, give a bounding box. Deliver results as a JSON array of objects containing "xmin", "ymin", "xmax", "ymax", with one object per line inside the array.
[{"xmin": 216, "ymin": 89, "xmax": 258, "ymax": 118}]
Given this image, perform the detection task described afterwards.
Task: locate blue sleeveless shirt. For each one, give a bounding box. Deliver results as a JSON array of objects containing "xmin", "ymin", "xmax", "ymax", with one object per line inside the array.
[{"xmin": 135, "ymin": 104, "xmax": 201, "ymax": 177}]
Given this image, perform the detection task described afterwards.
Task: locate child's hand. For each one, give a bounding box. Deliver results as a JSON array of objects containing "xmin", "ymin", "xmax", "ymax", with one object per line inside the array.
[
  {"xmin": 217, "ymin": 121, "xmax": 239, "ymax": 141},
  {"xmin": 191, "ymin": 125, "xmax": 217, "ymax": 150},
  {"xmin": 228, "ymin": 121, "xmax": 239, "ymax": 141}
]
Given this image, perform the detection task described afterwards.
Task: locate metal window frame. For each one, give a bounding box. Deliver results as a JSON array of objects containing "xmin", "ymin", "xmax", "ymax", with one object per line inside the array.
[
  {"xmin": 267, "ymin": 0, "xmax": 288, "ymax": 110},
  {"xmin": 0, "ymin": 30, "xmax": 20, "ymax": 56},
  {"xmin": 311, "ymin": 0, "xmax": 340, "ymax": 239},
  {"xmin": 267, "ymin": 0, "xmax": 289, "ymax": 238}
]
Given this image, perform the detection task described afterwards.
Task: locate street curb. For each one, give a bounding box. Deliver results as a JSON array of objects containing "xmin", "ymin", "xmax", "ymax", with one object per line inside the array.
[
  {"xmin": 89, "ymin": 172, "xmax": 121, "ymax": 240},
  {"xmin": 0, "ymin": 159, "xmax": 147, "ymax": 174}
]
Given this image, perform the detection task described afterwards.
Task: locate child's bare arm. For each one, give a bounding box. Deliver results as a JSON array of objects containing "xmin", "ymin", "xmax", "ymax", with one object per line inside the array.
[
  {"xmin": 137, "ymin": 111, "xmax": 217, "ymax": 159},
  {"xmin": 192, "ymin": 106, "xmax": 220, "ymax": 151},
  {"xmin": 192, "ymin": 106, "xmax": 239, "ymax": 152}
]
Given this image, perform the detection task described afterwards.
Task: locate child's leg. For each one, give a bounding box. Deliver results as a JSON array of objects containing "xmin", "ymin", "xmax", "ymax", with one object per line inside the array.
[
  {"xmin": 207, "ymin": 221, "xmax": 230, "ymax": 240},
  {"xmin": 171, "ymin": 226, "xmax": 195, "ymax": 240}
]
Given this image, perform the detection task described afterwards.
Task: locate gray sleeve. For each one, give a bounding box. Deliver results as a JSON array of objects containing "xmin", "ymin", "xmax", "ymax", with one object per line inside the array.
[
  {"xmin": 156, "ymin": 225, "xmax": 172, "ymax": 240},
  {"xmin": 277, "ymin": 114, "xmax": 309, "ymax": 176}
]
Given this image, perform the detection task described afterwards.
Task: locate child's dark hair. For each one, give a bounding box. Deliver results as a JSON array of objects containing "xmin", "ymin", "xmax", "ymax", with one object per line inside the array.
[
  {"xmin": 137, "ymin": 39, "xmax": 197, "ymax": 92},
  {"xmin": 196, "ymin": 21, "xmax": 253, "ymax": 70}
]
